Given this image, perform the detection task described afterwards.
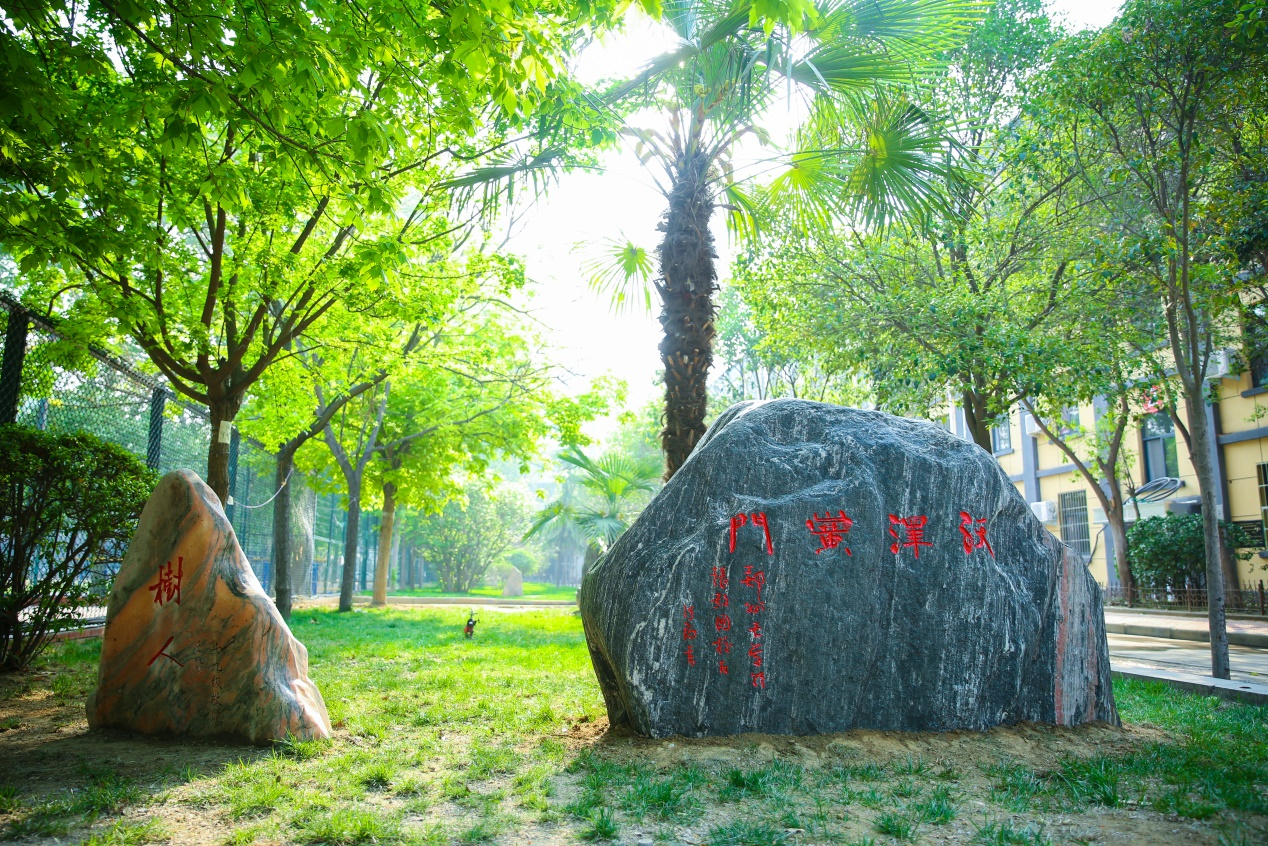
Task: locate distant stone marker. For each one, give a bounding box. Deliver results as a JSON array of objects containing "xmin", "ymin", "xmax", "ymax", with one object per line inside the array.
[
  {"xmin": 502, "ymin": 566, "xmax": 524, "ymax": 598},
  {"xmin": 88, "ymin": 470, "xmax": 332, "ymax": 744},
  {"xmin": 579, "ymin": 400, "xmax": 1117, "ymax": 738}
]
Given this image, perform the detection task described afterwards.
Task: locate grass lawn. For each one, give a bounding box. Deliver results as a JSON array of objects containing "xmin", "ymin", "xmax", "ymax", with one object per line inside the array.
[
  {"xmin": 385, "ymin": 583, "xmax": 578, "ymax": 602},
  {"xmin": 0, "ymin": 607, "xmax": 1264, "ymax": 846}
]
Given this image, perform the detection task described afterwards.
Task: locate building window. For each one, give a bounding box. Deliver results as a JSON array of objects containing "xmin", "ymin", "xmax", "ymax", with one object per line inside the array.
[
  {"xmin": 992, "ymin": 416, "xmax": 1012, "ymax": 453},
  {"xmin": 1142, "ymin": 412, "xmax": 1179, "ymax": 481},
  {"xmin": 1259, "ymin": 463, "xmax": 1268, "ymax": 549},
  {"xmin": 1247, "ymin": 302, "xmax": 1268, "ymax": 388},
  {"xmin": 1056, "ymin": 405, "xmax": 1082, "ymax": 437},
  {"xmin": 1059, "ymin": 490, "xmax": 1092, "ymax": 562}
]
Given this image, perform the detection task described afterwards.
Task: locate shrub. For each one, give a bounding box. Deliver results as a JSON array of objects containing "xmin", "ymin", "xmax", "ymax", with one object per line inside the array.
[
  {"xmin": 0, "ymin": 424, "xmax": 156, "ymax": 670},
  {"xmin": 1126, "ymin": 514, "xmax": 1256, "ymax": 591}
]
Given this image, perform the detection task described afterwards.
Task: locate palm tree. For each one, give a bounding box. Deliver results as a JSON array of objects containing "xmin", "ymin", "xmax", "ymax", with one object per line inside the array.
[
  {"xmin": 527, "ymin": 446, "xmax": 661, "ymax": 559},
  {"xmin": 592, "ymin": 0, "xmax": 979, "ymax": 477}
]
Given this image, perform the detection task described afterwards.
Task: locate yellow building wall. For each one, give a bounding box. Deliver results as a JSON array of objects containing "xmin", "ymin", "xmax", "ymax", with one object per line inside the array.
[{"xmin": 986, "ymin": 369, "xmax": 1268, "ymax": 589}]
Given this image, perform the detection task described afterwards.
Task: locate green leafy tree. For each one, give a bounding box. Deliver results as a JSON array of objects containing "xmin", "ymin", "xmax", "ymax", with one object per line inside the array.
[
  {"xmin": 734, "ymin": 0, "xmax": 1094, "ymax": 449},
  {"xmin": 590, "ymin": 0, "xmax": 979, "ymax": 477},
  {"xmin": 363, "ymin": 316, "xmax": 609, "ymax": 607},
  {"xmin": 414, "ymin": 482, "xmax": 531, "ymax": 593},
  {"xmin": 710, "ymin": 284, "xmax": 864, "ymax": 410},
  {"xmin": 236, "ymin": 305, "xmax": 429, "ymax": 618},
  {"xmin": 0, "ymin": 0, "xmax": 624, "ymax": 503},
  {"xmin": 1020, "ymin": 282, "xmax": 1166, "ymax": 601},
  {"xmin": 1, "ymin": 425, "xmax": 156, "ymax": 670},
  {"xmin": 1047, "ymin": 0, "xmax": 1268, "ymax": 678},
  {"xmin": 1128, "ymin": 515, "xmax": 1257, "ymax": 593},
  {"xmin": 305, "ymin": 302, "xmax": 604, "ymax": 611}
]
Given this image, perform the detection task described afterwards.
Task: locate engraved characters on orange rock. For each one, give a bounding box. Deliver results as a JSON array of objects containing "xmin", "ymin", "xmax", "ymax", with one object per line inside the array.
[
  {"xmin": 148, "ymin": 557, "xmax": 183, "ymax": 606},
  {"xmin": 148, "ymin": 635, "xmax": 183, "ymax": 667}
]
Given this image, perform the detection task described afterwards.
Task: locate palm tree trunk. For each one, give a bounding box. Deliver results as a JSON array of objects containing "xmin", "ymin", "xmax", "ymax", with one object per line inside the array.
[{"xmin": 657, "ymin": 152, "xmax": 718, "ymax": 479}]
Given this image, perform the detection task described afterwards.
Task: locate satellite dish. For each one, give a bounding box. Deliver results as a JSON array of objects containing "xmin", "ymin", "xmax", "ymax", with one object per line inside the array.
[{"xmin": 1133, "ymin": 477, "xmax": 1182, "ymax": 502}]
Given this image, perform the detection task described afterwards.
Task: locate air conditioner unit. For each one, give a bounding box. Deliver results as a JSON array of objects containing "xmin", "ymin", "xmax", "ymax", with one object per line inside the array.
[
  {"xmin": 1205, "ymin": 349, "xmax": 1236, "ymax": 381},
  {"xmin": 1023, "ymin": 414, "xmax": 1042, "ymax": 437},
  {"xmin": 1030, "ymin": 500, "xmax": 1058, "ymax": 524}
]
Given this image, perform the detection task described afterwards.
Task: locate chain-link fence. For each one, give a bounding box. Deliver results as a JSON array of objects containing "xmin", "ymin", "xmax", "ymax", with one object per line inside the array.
[{"xmin": 0, "ymin": 294, "xmax": 350, "ymax": 599}]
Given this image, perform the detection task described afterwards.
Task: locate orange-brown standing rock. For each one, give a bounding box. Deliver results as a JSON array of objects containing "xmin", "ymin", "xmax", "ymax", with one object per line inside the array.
[{"xmin": 87, "ymin": 470, "xmax": 332, "ymax": 744}]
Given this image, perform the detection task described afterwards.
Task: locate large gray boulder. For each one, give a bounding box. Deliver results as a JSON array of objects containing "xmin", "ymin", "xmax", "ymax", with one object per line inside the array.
[{"xmin": 579, "ymin": 400, "xmax": 1117, "ymax": 737}]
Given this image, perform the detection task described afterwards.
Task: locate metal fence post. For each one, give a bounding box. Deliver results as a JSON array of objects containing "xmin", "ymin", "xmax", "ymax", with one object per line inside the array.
[
  {"xmin": 0, "ymin": 305, "xmax": 29, "ymax": 424},
  {"xmin": 226, "ymin": 427, "xmax": 240, "ymax": 519},
  {"xmin": 146, "ymin": 387, "xmax": 166, "ymax": 470}
]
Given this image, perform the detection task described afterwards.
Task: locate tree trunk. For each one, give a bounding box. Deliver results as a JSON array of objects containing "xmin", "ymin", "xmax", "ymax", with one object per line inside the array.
[
  {"xmin": 657, "ymin": 153, "xmax": 717, "ymax": 479},
  {"xmin": 338, "ymin": 477, "xmax": 362, "ymax": 613},
  {"xmin": 207, "ymin": 396, "xmax": 242, "ymax": 505},
  {"xmin": 372, "ymin": 481, "xmax": 396, "ymax": 606},
  {"xmin": 1106, "ymin": 505, "xmax": 1135, "ymax": 605},
  {"xmin": 1220, "ymin": 525, "xmax": 1243, "ymax": 610},
  {"xmin": 273, "ymin": 444, "xmax": 297, "ymax": 619},
  {"xmin": 960, "ymin": 389, "xmax": 993, "ymax": 452},
  {"xmin": 1184, "ymin": 398, "xmax": 1230, "ymax": 679}
]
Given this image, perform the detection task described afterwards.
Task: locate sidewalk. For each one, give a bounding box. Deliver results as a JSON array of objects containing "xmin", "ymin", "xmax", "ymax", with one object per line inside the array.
[{"xmin": 1105, "ymin": 610, "xmax": 1268, "ymax": 648}]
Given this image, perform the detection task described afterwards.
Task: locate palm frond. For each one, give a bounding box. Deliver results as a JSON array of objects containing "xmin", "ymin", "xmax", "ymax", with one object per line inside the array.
[
  {"xmin": 841, "ymin": 92, "xmax": 960, "ymax": 228},
  {"xmin": 577, "ymin": 235, "xmax": 656, "ymax": 314}
]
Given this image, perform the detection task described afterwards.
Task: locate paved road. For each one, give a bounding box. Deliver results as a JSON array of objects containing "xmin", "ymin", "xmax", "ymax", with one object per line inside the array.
[{"xmin": 1108, "ymin": 632, "xmax": 1268, "ymax": 684}]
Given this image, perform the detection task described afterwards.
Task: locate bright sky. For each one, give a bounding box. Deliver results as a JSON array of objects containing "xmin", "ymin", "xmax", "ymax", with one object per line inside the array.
[{"xmin": 506, "ymin": 0, "xmax": 1124, "ymax": 442}]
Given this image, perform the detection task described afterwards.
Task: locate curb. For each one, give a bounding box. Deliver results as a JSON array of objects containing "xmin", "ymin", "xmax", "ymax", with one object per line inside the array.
[
  {"xmin": 351, "ymin": 596, "xmax": 577, "ymax": 607},
  {"xmin": 1106, "ymin": 606, "xmax": 1268, "ymax": 622},
  {"xmin": 1111, "ymin": 664, "xmax": 1268, "ymax": 705},
  {"xmin": 1104, "ymin": 622, "xmax": 1268, "ymax": 649}
]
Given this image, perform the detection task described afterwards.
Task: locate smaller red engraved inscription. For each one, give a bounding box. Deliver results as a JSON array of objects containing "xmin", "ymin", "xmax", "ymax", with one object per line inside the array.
[
  {"xmin": 714, "ymin": 613, "xmax": 732, "ymax": 632},
  {"xmin": 712, "ymin": 635, "xmax": 732, "ymax": 654},
  {"xmin": 748, "ymin": 641, "xmax": 764, "ymax": 668},
  {"xmin": 740, "ymin": 565, "xmax": 766, "ymax": 600},
  {"xmin": 681, "ymin": 605, "xmax": 697, "ymax": 640},
  {"xmin": 685, "ymin": 644, "xmax": 696, "ymax": 666},
  {"xmin": 710, "ymin": 591, "xmax": 729, "ymax": 609},
  {"xmin": 710, "ymin": 566, "xmax": 730, "ymax": 591},
  {"xmin": 719, "ymin": 660, "xmax": 729, "ymax": 675}
]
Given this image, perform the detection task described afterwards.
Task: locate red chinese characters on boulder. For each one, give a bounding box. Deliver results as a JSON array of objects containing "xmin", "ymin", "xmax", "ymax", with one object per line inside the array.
[
  {"xmin": 682, "ymin": 605, "xmax": 697, "ymax": 666},
  {"xmin": 148, "ymin": 557, "xmax": 183, "ymax": 606},
  {"xmin": 147, "ymin": 635, "xmax": 182, "ymax": 667},
  {"xmin": 729, "ymin": 512, "xmax": 774, "ymax": 555},
  {"xmin": 714, "ymin": 611, "xmax": 733, "ymax": 674},
  {"xmin": 959, "ymin": 512, "xmax": 995, "ymax": 557},
  {"xmin": 741, "ymin": 566, "xmax": 766, "ymax": 614},
  {"xmin": 741, "ymin": 564, "xmax": 767, "ymax": 689},
  {"xmin": 888, "ymin": 515, "xmax": 933, "ymax": 559},
  {"xmin": 807, "ymin": 510, "xmax": 854, "ymax": 555}
]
